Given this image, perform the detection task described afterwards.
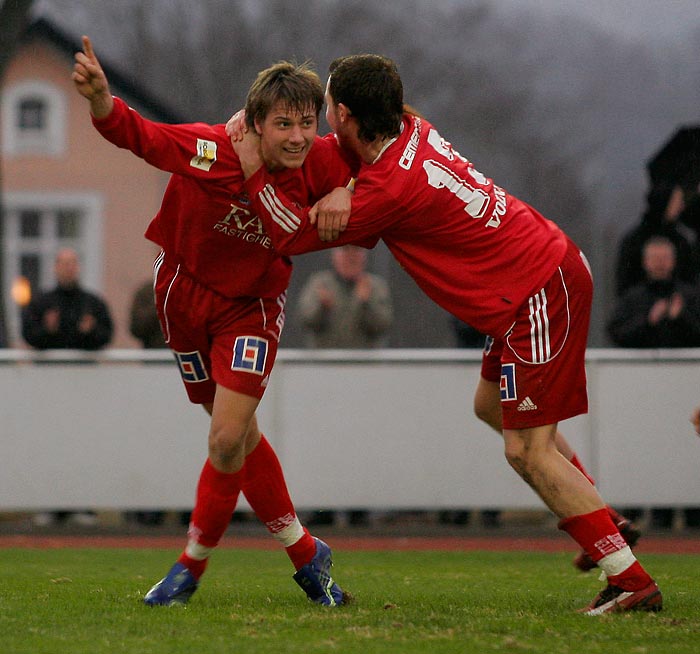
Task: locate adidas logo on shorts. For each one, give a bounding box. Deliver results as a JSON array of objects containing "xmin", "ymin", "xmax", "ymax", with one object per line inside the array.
[{"xmin": 517, "ymin": 396, "xmax": 538, "ymax": 411}]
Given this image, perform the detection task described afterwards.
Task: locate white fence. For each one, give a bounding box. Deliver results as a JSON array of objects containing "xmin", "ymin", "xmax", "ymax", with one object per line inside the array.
[{"xmin": 1, "ymin": 349, "xmax": 698, "ymax": 511}]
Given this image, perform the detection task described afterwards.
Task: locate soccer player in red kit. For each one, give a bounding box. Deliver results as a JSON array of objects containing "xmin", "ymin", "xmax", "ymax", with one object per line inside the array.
[
  {"xmin": 474, "ymin": 345, "xmax": 640, "ymax": 573},
  {"xmin": 72, "ymin": 37, "xmax": 352, "ymax": 607},
  {"xmin": 233, "ymin": 54, "xmax": 662, "ymax": 614}
]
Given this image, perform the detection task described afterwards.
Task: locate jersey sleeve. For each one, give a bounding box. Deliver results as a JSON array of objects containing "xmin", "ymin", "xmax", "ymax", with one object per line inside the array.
[
  {"xmin": 303, "ymin": 136, "xmax": 354, "ymax": 203},
  {"xmin": 91, "ymin": 96, "xmax": 236, "ymax": 180},
  {"xmin": 244, "ymin": 166, "xmax": 387, "ymax": 255}
]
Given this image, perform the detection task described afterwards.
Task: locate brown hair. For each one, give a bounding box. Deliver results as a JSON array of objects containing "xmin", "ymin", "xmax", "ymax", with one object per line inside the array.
[
  {"xmin": 244, "ymin": 61, "xmax": 324, "ymax": 130},
  {"xmin": 328, "ymin": 54, "xmax": 403, "ymax": 143}
]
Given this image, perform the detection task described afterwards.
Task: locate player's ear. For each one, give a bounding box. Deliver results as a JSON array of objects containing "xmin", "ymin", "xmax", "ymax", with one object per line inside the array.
[
  {"xmin": 337, "ymin": 103, "xmax": 351, "ymax": 123},
  {"xmin": 253, "ymin": 118, "xmax": 263, "ymax": 136}
]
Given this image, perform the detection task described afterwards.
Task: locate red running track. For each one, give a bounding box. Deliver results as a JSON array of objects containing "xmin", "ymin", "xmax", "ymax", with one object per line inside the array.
[{"xmin": 2, "ymin": 534, "xmax": 700, "ymax": 554}]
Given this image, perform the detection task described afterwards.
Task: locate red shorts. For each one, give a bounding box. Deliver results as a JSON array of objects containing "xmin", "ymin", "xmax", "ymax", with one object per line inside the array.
[
  {"xmin": 154, "ymin": 252, "xmax": 285, "ymax": 404},
  {"xmin": 480, "ymin": 239, "xmax": 592, "ymax": 429}
]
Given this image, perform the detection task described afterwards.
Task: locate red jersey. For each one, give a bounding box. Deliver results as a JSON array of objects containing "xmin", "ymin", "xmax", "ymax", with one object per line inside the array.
[
  {"xmin": 245, "ymin": 115, "xmax": 569, "ymax": 336},
  {"xmin": 92, "ymin": 97, "xmax": 352, "ymax": 299}
]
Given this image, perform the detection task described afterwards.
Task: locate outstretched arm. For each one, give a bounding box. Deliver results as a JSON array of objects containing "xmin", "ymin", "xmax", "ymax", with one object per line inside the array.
[
  {"xmin": 71, "ymin": 35, "xmax": 113, "ymax": 119},
  {"xmin": 74, "ymin": 39, "xmax": 235, "ymax": 179}
]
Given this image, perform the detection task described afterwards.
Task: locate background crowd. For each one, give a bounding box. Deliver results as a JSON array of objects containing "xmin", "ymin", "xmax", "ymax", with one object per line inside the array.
[
  {"xmin": 4, "ymin": 136, "xmax": 698, "ymax": 533},
  {"xmin": 0, "ymin": 40, "xmax": 698, "ymax": 533}
]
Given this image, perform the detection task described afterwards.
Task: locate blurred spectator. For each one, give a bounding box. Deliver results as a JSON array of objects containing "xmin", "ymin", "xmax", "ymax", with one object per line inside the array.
[
  {"xmin": 129, "ymin": 280, "xmax": 167, "ymax": 349},
  {"xmin": 615, "ymin": 185, "xmax": 699, "ymax": 296},
  {"xmin": 126, "ymin": 279, "xmax": 167, "ymax": 527},
  {"xmin": 608, "ymin": 236, "xmax": 700, "ymax": 530},
  {"xmin": 22, "ymin": 248, "xmax": 113, "ymax": 527},
  {"xmin": 451, "ymin": 315, "xmax": 486, "ymax": 349},
  {"xmin": 676, "ymin": 184, "xmax": 700, "ymax": 239},
  {"xmin": 608, "ymin": 236, "xmax": 700, "ymax": 348},
  {"xmin": 298, "ymin": 245, "xmax": 393, "ymax": 349},
  {"xmin": 298, "ymin": 245, "xmax": 393, "ymax": 526},
  {"xmin": 22, "ymin": 248, "xmax": 113, "ymax": 350}
]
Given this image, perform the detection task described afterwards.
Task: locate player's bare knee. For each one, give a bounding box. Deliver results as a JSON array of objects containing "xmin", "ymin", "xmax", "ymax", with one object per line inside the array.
[
  {"xmin": 208, "ymin": 423, "xmax": 247, "ymax": 471},
  {"xmin": 503, "ymin": 437, "xmax": 529, "ymax": 475},
  {"xmin": 504, "ymin": 449, "xmax": 525, "ymax": 475}
]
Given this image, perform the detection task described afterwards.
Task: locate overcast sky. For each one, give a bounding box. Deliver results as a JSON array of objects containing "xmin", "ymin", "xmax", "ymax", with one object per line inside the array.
[{"xmin": 494, "ymin": 0, "xmax": 700, "ymax": 42}]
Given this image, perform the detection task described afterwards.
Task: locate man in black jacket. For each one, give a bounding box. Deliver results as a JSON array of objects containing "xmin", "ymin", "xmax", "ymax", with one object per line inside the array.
[
  {"xmin": 608, "ymin": 236, "xmax": 700, "ymax": 348},
  {"xmin": 22, "ymin": 248, "xmax": 113, "ymax": 350}
]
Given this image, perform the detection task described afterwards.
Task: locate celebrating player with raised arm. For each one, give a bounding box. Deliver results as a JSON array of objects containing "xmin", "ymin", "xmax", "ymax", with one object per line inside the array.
[
  {"xmin": 72, "ymin": 36, "xmax": 353, "ymax": 608},
  {"xmin": 232, "ymin": 54, "xmax": 662, "ymax": 615}
]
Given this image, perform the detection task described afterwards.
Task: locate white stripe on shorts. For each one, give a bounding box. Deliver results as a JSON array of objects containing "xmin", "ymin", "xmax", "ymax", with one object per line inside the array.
[{"xmin": 528, "ymin": 289, "xmax": 551, "ymax": 363}]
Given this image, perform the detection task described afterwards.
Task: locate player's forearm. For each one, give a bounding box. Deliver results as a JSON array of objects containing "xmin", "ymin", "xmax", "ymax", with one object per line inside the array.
[{"xmin": 245, "ymin": 169, "xmax": 331, "ymax": 256}]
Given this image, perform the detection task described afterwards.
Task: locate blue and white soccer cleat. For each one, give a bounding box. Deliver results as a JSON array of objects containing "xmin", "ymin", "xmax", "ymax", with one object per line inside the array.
[
  {"xmin": 143, "ymin": 562, "xmax": 199, "ymax": 606},
  {"xmin": 292, "ymin": 537, "xmax": 349, "ymax": 606}
]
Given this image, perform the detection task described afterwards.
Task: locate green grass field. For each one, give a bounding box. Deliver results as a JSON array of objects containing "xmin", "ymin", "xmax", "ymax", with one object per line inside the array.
[{"xmin": 1, "ymin": 547, "xmax": 697, "ymax": 654}]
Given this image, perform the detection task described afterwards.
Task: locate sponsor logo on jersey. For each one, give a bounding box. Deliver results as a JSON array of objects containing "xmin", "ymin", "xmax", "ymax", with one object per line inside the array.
[
  {"xmin": 399, "ymin": 118, "xmax": 422, "ymax": 170},
  {"xmin": 174, "ymin": 350, "xmax": 209, "ymax": 383},
  {"xmin": 232, "ymin": 336, "xmax": 268, "ymax": 375},
  {"xmin": 213, "ymin": 204, "xmax": 273, "ymax": 248},
  {"xmin": 190, "ymin": 138, "xmax": 217, "ymax": 171},
  {"xmin": 517, "ymin": 396, "xmax": 538, "ymax": 411},
  {"xmin": 486, "ymin": 185, "xmax": 507, "ymax": 229},
  {"xmin": 500, "ymin": 363, "xmax": 517, "ymax": 401}
]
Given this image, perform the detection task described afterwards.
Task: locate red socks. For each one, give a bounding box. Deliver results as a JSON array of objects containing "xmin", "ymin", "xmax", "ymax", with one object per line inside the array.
[
  {"xmin": 240, "ymin": 435, "xmax": 295, "ymax": 530},
  {"xmin": 178, "ymin": 458, "xmax": 242, "ymax": 579},
  {"xmin": 179, "ymin": 437, "xmax": 316, "ymax": 579},
  {"xmin": 241, "ymin": 435, "xmax": 316, "ymax": 570},
  {"xmin": 559, "ymin": 508, "xmax": 652, "ymax": 590},
  {"xmin": 284, "ymin": 527, "xmax": 318, "ymax": 570}
]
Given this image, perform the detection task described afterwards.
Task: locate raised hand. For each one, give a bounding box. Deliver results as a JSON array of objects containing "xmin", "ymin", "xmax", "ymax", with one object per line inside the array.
[{"xmin": 71, "ymin": 35, "xmax": 113, "ymax": 119}]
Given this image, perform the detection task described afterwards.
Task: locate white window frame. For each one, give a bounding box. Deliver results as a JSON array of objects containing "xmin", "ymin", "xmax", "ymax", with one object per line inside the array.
[
  {"xmin": 2, "ymin": 191, "xmax": 104, "ymax": 346},
  {"xmin": 1, "ymin": 80, "xmax": 67, "ymax": 157}
]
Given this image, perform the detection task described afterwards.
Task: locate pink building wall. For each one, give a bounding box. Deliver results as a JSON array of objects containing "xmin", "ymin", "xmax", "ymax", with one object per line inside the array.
[{"xmin": 2, "ymin": 38, "xmax": 170, "ymax": 347}]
